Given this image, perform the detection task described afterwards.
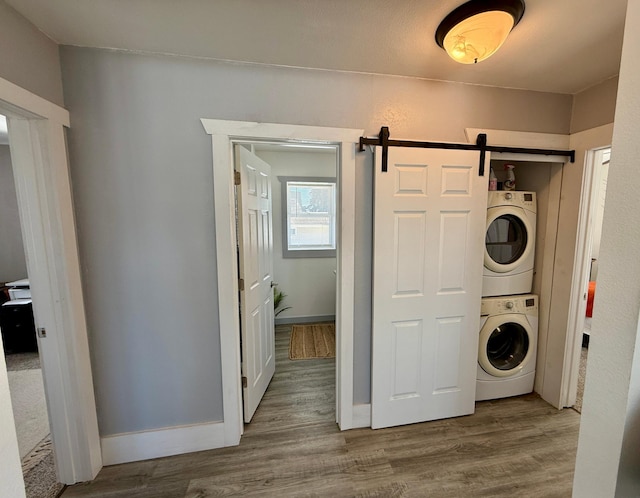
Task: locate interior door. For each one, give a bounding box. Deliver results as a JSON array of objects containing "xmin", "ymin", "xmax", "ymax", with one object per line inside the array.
[
  {"xmin": 371, "ymin": 146, "xmax": 489, "ymax": 429},
  {"xmin": 236, "ymin": 146, "xmax": 275, "ymax": 423}
]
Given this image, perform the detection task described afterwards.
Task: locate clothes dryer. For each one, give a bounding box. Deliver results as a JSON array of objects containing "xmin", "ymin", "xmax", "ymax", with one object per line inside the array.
[
  {"xmin": 476, "ymin": 294, "xmax": 538, "ymax": 401},
  {"xmin": 483, "ymin": 191, "xmax": 536, "ymax": 297}
]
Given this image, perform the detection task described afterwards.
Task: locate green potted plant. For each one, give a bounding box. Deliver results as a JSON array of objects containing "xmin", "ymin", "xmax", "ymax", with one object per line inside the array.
[{"xmin": 273, "ymin": 285, "xmax": 292, "ymax": 317}]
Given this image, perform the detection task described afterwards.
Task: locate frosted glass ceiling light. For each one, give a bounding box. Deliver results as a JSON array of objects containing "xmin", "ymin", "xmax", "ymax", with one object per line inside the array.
[{"xmin": 435, "ymin": 0, "xmax": 525, "ymax": 64}]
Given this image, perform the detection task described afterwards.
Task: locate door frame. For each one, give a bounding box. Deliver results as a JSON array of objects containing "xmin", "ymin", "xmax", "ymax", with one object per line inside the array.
[
  {"xmin": 465, "ymin": 128, "xmax": 569, "ymax": 407},
  {"xmin": 466, "ymin": 125, "xmax": 615, "ymax": 409},
  {"xmin": 561, "ymin": 128, "xmax": 613, "ymax": 407},
  {"xmin": 0, "ymin": 76, "xmax": 101, "ymax": 484},
  {"xmin": 561, "ymin": 148, "xmax": 606, "ymax": 407},
  {"xmin": 201, "ymin": 119, "xmax": 363, "ymax": 443}
]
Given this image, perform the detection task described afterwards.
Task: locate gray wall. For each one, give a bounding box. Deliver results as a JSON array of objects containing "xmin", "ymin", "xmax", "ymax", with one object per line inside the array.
[
  {"xmin": 0, "ymin": 0, "xmax": 64, "ymax": 107},
  {"xmin": 0, "ymin": 145, "xmax": 27, "ymax": 282},
  {"xmin": 60, "ymin": 46, "xmax": 573, "ymax": 435},
  {"xmin": 353, "ymin": 148, "xmax": 374, "ymax": 403},
  {"xmin": 570, "ymin": 76, "xmax": 618, "ymax": 134}
]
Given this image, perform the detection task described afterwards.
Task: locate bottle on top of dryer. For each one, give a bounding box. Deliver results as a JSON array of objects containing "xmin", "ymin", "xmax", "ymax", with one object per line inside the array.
[
  {"xmin": 488, "ymin": 167, "xmax": 498, "ymax": 191},
  {"xmin": 504, "ymin": 164, "xmax": 516, "ymax": 191}
]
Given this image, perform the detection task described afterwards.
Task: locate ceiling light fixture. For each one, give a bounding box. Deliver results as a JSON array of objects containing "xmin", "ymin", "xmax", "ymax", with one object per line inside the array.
[{"xmin": 435, "ymin": 0, "xmax": 525, "ymax": 64}]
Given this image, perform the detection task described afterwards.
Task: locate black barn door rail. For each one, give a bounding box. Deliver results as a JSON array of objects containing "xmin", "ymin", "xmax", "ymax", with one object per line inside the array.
[{"xmin": 359, "ymin": 127, "xmax": 576, "ymax": 175}]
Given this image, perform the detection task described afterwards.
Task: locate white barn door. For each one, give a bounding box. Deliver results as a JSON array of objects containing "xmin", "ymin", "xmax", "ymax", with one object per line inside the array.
[
  {"xmin": 371, "ymin": 146, "xmax": 488, "ymax": 429},
  {"xmin": 236, "ymin": 146, "xmax": 276, "ymax": 423}
]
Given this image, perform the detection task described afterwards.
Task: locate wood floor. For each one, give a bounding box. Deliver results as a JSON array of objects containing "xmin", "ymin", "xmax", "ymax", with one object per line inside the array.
[{"xmin": 62, "ymin": 325, "xmax": 581, "ymax": 497}]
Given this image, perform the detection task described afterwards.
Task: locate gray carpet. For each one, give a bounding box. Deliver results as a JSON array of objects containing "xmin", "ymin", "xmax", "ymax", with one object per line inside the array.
[
  {"xmin": 5, "ymin": 352, "xmax": 63, "ymax": 498},
  {"xmin": 6, "ymin": 351, "xmax": 41, "ymax": 371},
  {"xmin": 574, "ymin": 346, "xmax": 588, "ymax": 413},
  {"xmin": 8, "ymin": 368, "xmax": 50, "ymax": 458},
  {"xmin": 573, "ymin": 318, "xmax": 591, "ymax": 413}
]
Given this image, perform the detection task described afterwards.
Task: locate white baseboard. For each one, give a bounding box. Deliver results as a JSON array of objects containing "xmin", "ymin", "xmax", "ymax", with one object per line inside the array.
[
  {"xmin": 275, "ymin": 315, "xmax": 336, "ymax": 325},
  {"xmin": 101, "ymin": 421, "xmax": 227, "ymax": 466},
  {"xmin": 352, "ymin": 404, "xmax": 371, "ymax": 428}
]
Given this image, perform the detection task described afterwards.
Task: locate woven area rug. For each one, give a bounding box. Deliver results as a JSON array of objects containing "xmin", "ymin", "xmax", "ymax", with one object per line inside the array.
[{"xmin": 289, "ymin": 323, "xmax": 335, "ymax": 360}]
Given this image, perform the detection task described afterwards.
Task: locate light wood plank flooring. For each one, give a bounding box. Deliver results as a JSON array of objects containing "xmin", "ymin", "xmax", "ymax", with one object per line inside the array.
[{"xmin": 62, "ymin": 325, "xmax": 580, "ymax": 497}]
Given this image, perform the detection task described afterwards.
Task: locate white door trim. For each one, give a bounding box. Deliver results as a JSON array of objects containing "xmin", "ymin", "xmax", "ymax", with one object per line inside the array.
[
  {"xmin": 0, "ymin": 76, "xmax": 101, "ymax": 484},
  {"xmin": 201, "ymin": 119, "xmax": 363, "ymax": 442},
  {"xmin": 561, "ymin": 148, "xmax": 604, "ymax": 407},
  {"xmin": 465, "ymin": 128, "xmax": 570, "ymax": 149},
  {"xmin": 562, "ymin": 124, "xmax": 614, "ymax": 407}
]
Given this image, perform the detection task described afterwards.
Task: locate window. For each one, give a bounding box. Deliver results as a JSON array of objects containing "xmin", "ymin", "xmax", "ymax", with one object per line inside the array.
[{"xmin": 279, "ymin": 177, "xmax": 336, "ymax": 258}]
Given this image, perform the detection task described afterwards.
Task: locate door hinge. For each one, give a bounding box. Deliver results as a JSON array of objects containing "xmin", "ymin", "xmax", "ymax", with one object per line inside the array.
[
  {"xmin": 242, "ymin": 376, "xmax": 247, "ymax": 388},
  {"xmin": 234, "ymin": 170, "xmax": 241, "ymax": 185},
  {"xmin": 239, "ymin": 278, "xmax": 244, "ymax": 291},
  {"xmin": 37, "ymin": 327, "xmax": 46, "ymax": 338}
]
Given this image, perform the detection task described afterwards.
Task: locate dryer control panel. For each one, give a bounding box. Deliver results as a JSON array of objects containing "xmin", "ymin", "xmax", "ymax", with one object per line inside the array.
[{"xmin": 487, "ymin": 191, "xmax": 536, "ymax": 210}]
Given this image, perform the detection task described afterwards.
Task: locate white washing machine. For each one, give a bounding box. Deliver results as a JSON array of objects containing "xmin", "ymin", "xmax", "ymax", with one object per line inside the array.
[
  {"xmin": 476, "ymin": 294, "xmax": 538, "ymax": 401},
  {"xmin": 483, "ymin": 191, "xmax": 536, "ymax": 297}
]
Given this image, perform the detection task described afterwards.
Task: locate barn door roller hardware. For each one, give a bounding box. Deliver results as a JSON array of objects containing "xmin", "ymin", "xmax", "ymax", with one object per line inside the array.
[{"xmin": 359, "ymin": 127, "xmax": 575, "ymax": 175}]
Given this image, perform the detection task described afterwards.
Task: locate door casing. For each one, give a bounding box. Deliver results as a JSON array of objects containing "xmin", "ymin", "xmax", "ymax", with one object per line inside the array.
[
  {"xmin": 466, "ymin": 126, "xmax": 614, "ymax": 409},
  {"xmin": 201, "ymin": 119, "xmax": 363, "ymax": 442},
  {"xmin": 563, "ymin": 130, "xmax": 613, "ymax": 407},
  {"xmin": 0, "ymin": 76, "xmax": 101, "ymax": 486}
]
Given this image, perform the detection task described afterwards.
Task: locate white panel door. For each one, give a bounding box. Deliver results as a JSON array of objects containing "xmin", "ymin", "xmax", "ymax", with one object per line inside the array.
[
  {"xmin": 371, "ymin": 146, "xmax": 489, "ymax": 429},
  {"xmin": 236, "ymin": 146, "xmax": 275, "ymax": 423}
]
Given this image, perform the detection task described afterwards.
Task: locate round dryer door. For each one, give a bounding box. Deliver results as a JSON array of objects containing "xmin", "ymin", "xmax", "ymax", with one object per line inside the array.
[
  {"xmin": 479, "ymin": 314, "xmax": 533, "ymax": 378},
  {"xmin": 484, "ymin": 206, "xmax": 534, "ymax": 273}
]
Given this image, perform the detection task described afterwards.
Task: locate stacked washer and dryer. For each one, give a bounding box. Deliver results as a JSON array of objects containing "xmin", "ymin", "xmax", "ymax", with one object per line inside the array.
[{"xmin": 477, "ymin": 190, "xmax": 539, "ymax": 401}]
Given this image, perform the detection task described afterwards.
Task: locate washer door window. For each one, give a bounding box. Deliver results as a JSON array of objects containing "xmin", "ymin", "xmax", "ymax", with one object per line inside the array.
[
  {"xmin": 479, "ymin": 314, "xmax": 533, "ymax": 378},
  {"xmin": 484, "ymin": 207, "xmax": 534, "ymax": 273}
]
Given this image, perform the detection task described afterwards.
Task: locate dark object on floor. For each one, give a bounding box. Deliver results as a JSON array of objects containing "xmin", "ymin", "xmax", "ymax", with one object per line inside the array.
[
  {"xmin": 0, "ymin": 300, "xmax": 37, "ymax": 353},
  {"xmin": 582, "ymin": 333, "xmax": 590, "ymax": 348}
]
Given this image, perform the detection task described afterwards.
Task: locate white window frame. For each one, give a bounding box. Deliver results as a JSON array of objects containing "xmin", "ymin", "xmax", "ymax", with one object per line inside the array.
[{"xmin": 280, "ymin": 176, "xmax": 337, "ymax": 258}]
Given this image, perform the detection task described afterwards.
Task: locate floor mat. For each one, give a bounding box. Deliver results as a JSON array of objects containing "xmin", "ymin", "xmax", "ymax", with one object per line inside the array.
[{"xmin": 288, "ymin": 323, "xmax": 335, "ymax": 360}]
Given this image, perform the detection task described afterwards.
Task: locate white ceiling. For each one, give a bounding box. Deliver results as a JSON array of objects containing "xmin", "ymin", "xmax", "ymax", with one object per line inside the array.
[{"xmin": 6, "ymin": 0, "xmax": 627, "ymax": 94}]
